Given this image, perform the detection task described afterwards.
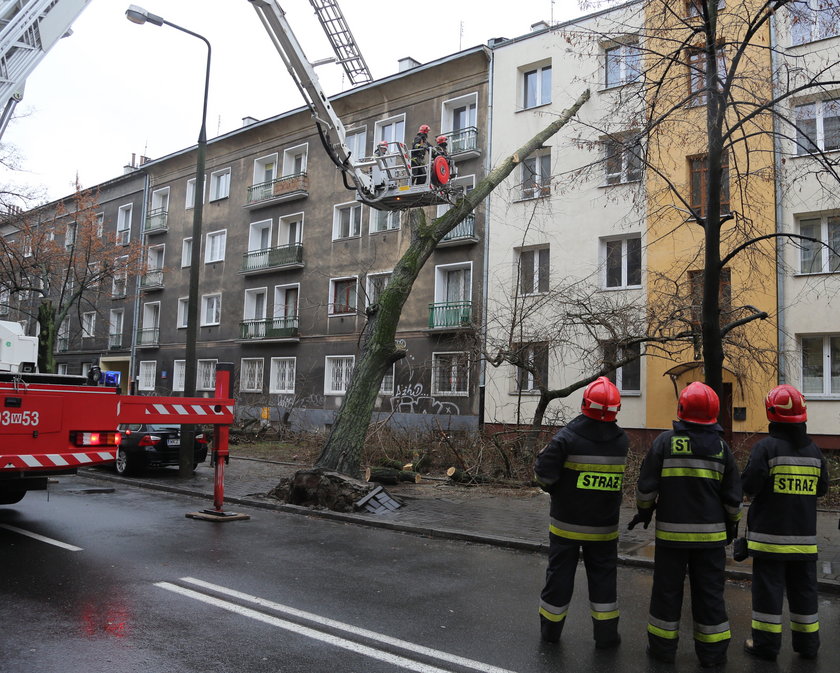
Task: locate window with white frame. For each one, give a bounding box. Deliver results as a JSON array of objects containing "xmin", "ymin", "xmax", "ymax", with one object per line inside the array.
[
  {"xmin": 371, "ymin": 208, "xmax": 400, "ymax": 233},
  {"xmin": 182, "ymin": 237, "xmax": 192, "ymax": 267},
  {"xmin": 248, "ymin": 220, "xmax": 272, "ymax": 253},
  {"xmin": 604, "ymin": 134, "xmax": 642, "ymax": 184},
  {"xmin": 283, "ymin": 144, "xmax": 307, "ymax": 175},
  {"xmin": 81, "ymin": 311, "xmax": 96, "ymax": 338},
  {"xmin": 380, "ymin": 364, "xmax": 395, "ymax": 395},
  {"xmin": 432, "ymin": 352, "xmax": 469, "ymax": 395},
  {"xmin": 279, "ymin": 213, "xmax": 303, "ymax": 246},
  {"xmin": 789, "ymin": 0, "xmax": 840, "ymax": 46},
  {"xmin": 346, "ymin": 128, "xmax": 367, "ymax": 160},
  {"xmin": 109, "ymin": 309, "xmax": 123, "ymax": 348},
  {"xmin": 0, "ymin": 288, "xmax": 9, "ymax": 315},
  {"xmin": 325, "ymin": 355, "xmax": 354, "ymax": 395},
  {"xmin": 604, "ymin": 41, "xmax": 640, "ymax": 88},
  {"xmin": 197, "ymin": 359, "xmax": 218, "ymax": 391},
  {"xmin": 512, "ymin": 342, "xmax": 549, "ymax": 393},
  {"xmin": 151, "ymin": 187, "xmax": 169, "ymax": 215},
  {"xmin": 602, "ymin": 235, "xmax": 642, "ymax": 288},
  {"xmin": 205, "ymin": 230, "xmax": 227, "ymax": 263},
  {"xmin": 604, "ymin": 341, "xmax": 642, "ymax": 393},
  {"xmin": 57, "ymin": 363, "xmax": 68, "ymax": 375},
  {"xmin": 185, "ymin": 176, "xmax": 205, "ymax": 209},
  {"xmin": 112, "ymin": 255, "xmax": 128, "ymax": 297},
  {"xmin": 270, "ymin": 357, "xmax": 296, "ymax": 394},
  {"xmin": 435, "ymin": 263, "xmax": 472, "ymax": 307},
  {"xmin": 521, "ymin": 150, "xmax": 551, "ymax": 199},
  {"xmin": 117, "ymin": 204, "xmax": 132, "ymax": 245},
  {"xmin": 240, "ymin": 358, "xmax": 264, "ymax": 392},
  {"xmin": 209, "ymin": 168, "xmax": 231, "ymax": 201},
  {"xmin": 795, "ymin": 98, "xmax": 840, "ymax": 155},
  {"xmin": 330, "ymin": 277, "xmax": 358, "ymax": 315},
  {"xmin": 173, "ymin": 360, "xmax": 185, "ymax": 391},
  {"xmin": 522, "ymin": 63, "xmax": 551, "ymax": 109},
  {"xmin": 201, "ymin": 294, "xmax": 221, "ymax": 326},
  {"xmin": 147, "ymin": 244, "xmax": 165, "ymax": 272},
  {"xmin": 177, "ymin": 297, "xmax": 189, "ymax": 328},
  {"xmin": 442, "ymin": 93, "xmax": 478, "ymax": 154},
  {"xmin": 65, "ymin": 222, "xmax": 76, "ymax": 249},
  {"xmin": 375, "ymin": 115, "xmax": 405, "ymax": 145},
  {"xmin": 798, "ymin": 215, "xmax": 840, "ymax": 273},
  {"xmin": 95, "ymin": 213, "xmax": 104, "ymax": 238},
  {"xmin": 244, "ymin": 287, "xmax": 267, "ymax": 321},
  {"xmin": 253, "ymin": 154, "xmax": 278, "ymax": 187},
  {"xmin": 517, "ymin": 247, "xmax": 550, "ymax": 295},
  {"xmin": 274, "ymin": 284, "xmax": 299, "ymax": 320},
  {"xmin": 366, "ymin": 272, "xmax": 392, "ymax": 307},
  {"xmin": 801, "ymin": 334, "xmax": 840, "ymax": 396},
  {"xmin": 334, "ymin": 202, "xmax": 362, "ymax": 239},
  {"xmin": 138, "ymin": 361, "xmax": 156, "ymax": 391}
]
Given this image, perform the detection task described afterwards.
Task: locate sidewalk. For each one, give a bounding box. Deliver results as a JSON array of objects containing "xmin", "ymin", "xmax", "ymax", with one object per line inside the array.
[{"xmin": 79, "ymin": 456, "xmax": 840, "ymax": 593}]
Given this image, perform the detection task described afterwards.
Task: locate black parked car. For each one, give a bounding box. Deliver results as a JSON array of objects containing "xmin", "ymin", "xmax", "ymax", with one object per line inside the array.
[{"xmin": 115, "ymin": 424, "xmax": 209, "ymax": 475}]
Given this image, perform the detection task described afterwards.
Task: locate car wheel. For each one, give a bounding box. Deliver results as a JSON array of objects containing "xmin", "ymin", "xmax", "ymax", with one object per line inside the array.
[{"xmin": 115, "ymin": 447, "xmax": 135, "ymax": 476}]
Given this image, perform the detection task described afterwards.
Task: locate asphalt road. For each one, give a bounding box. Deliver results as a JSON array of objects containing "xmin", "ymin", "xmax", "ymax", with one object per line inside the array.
[{"xmin": 2, "ymin": 475, "xmax": 839, "ymax": 673}]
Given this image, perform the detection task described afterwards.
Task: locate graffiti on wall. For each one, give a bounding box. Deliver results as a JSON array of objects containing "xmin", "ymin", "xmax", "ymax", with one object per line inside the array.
[{"xmin": 389, "ymin": 383, "xmax": 460, "ymax": 415}]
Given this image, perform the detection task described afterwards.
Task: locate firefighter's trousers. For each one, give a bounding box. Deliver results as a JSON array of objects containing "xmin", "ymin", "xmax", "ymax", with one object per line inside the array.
[
  {"xmin": 539, "ymin": 535, "xmax": 619, "ymax": 645},
  {"xmin": 647, "ymin": 545, "xmax": 730, "ymax": 665},
  {"xmin": 751, "ymin": 557, "xmax": 819, "ymax": 657}
]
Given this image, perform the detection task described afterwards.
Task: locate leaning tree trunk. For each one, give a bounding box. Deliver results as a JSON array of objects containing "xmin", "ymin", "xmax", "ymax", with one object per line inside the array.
[
  {"xmin": 316, "ymin": 89, "xmax": 592, "ymax": 478},
  {"xmin": 36, "ymin": 299, "xmax": 56, "ymax": 374}
]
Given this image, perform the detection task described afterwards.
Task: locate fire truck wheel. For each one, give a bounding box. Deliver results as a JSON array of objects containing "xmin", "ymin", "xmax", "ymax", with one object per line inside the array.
[
  {"xmin": 115, "ymin": 447, "xmax": 137, "ymax": 476},
  {"xmin": 0, "ymin": 489, "xmax": 25, "ymax": 504}
]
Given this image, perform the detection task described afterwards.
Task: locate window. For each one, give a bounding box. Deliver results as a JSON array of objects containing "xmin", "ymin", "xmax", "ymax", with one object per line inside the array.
[
  {"xmin": 248, "ymin": 220, "xmax": 272, "ymax": 257},
  {"xmin": 789, "ymin": 0, "xmax": 840, "ymax": 46},
  {"xmin": 182, "ymin": 237, "xmax": 192, "ymax": 267},
  {"xmin": 371, "ymin": 208, "xmax": 400, "ymax": 233},
  {"xmin": 279, "ymin": 213, "xmax": 303, "ymax": 245},
  {"xmin": 112, "ymin": 255, "xmax": 128, "ymax": 297},
  {"xmin": 334, "ymin": 203, "xmax": 362, "ymax": 239},
  {"xmin": 197, "ymin": 359, "xmax": 218, "ymax": 391},
  {"xmin": 605, "ymin": 342, "xmax": 642, "ymax": 393},
  {"xmin": 283, "ymin": 144, "xmax": 307, "ymax": 175},
  {"xmin": 57, "ymin": 363, "xmax": 68, "ymax": 375},
  {"xmin": 686, "ymin": 0, "xmax": 725, "ymax": 17},
  {"xmin": 274, "ymin": 285, "xmax": 299, "ymax": 320},
  {"xmin": 375, "ymin": 115, "xmax": 405, "ymax": 145},
  {"xmin": 95, "ymin": 213, "xmax": 104, "ymax": 238},
  {"xmin": 201, "ymin": 294, "xmax": 221, "ymax": 326},
  {"xmin": 185, "ymin": 176, "xmax": 205, "ymax": 209},
  {"xmin": 432, "ymin": 352, "xmax": 469, "ymax": 395},
  {"xmin": 795, "ymin": 99, "xmax": 840, "ymax": 155},
  {"xmin": 603, "ymin": 236, "xmax": 642, "ymax": 289},
  {"xmin": 517, "ymin": 247, "xmax": 550, "ymax": 295},
  {"xmin": 687, "ymin": 46, "xmax": 726, "ymax": 105},
  {"xmin": 801, "ymin": 335, "xmax": 840, "ymax": 396},
  {"xmin": 366, "ymin": 272, "xmax": 392, "ymax": 307},
  {"xmin": 270, "ymin": 357, "xmax": 296, "ymax": 394},
  {"xmin": 325, "ymin": 355, "xmax": 354, "ymax": 395},
  {"xmin": 81, "ymin": 311, "xmax": 96, "ymax": 338},
  {"xmin": 380, "ymin": 364, "xmax": 395, "ymax": 395},
  {"xmin": 689, "ymin": 267, "xmax": 731, "ymax": 330},
  {"xmin": 604, "ymin": 135, "xmax": 642, "ymax": 184},
  {"xmin": 109, "ymin": 309, "xmax": 123, "ymax": 348},
  {"xmin": 151, "ymin": 187, "xmax": 169, "ymax": 217},
  {"xmin": 65, "ymin": 222, "xmax": 76, "ymax": 249},
  {"xmin": 442, "ymin": 94, "xmax": 478, "ymax": 153},
  {"xmin": 435, "ymin": 264, "xmax": 472, "ymax": 307},
  {"xmin": 147, "ymin": 244, "xmax": 164, "ymax": 272},
  {"xmin": 138, "ymin": 361, "xmax": 156, "ymax": 391},
  {"xmin": 604, "ymin": 42, "xmax": 640, "ymax": 88},
  {"xmin": 522, "ymin": 63, "xmax": 551, "ymax": 109},
  {"xmin": 0, "ymin": 288, "xmax": 9, "ymax": 315},
  {"xmin": 798, "ymin": 215, "xmax": 840, "ymax": 273},
  {"xmin": 177, "ymin": 297, "xmax": 189, "ymax": 328},
  {"xmin": 209, "ymin": 168, "xmax": 231, "ymax": 201},
  {"xmin": 253, "ymin": 154, "xmax": 278, "ymax": 186},
  {"xmin": 522, "ymin": 151, "xmax": 551, "ymax": 199},
  {"xmin": 688, "ymin": 153, "xmax": 730, "ymax": 217},
  {"xmin": 240, "ymin": 358, "xmax": 264, "ymax": 393},
  {"xmin": 513, "ymin": 342, "xmax": 549, "ymax": 393},
  {"xmin": 330, "ymin": 277, "xmax": 357, "ymax": 314},
  {"xmin": 205, "ymin": 230, "xmax": 227, "ymax": 263},
  {"xmin": 346, "ymin": 128, "xmax": 367, "ymax": 160},
  {"xmin": 173, "ymin": 360, "xmax": 185, "ymax": 392},
  {"xmin": 117, "ymin": 205, "xmax": 132, "ymax": 245},
  {"xmin": 244, "ymin": 288, "xmax": 267, "ymax": 321}
]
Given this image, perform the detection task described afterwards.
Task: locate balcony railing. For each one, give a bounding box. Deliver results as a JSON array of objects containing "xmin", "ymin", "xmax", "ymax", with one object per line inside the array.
[
  {"xmin": 241, "ymin": 243, "xmax": 303, "ymax": 273},
  {"xmin": 144, "ymin": 208, "xmax": 168, "ymax": 234},
  {"xmin": 444, "ymin": 126, "xmax": 479, "ymax": 157},
  {"xmin": 136, "ymin": 328, "xmax": 160, "ymax": 347},
  {"xmin": 108, "ymin": 333, "xmax": 123, "ymax": 349},
  {"xmin": 246, "ymin": 172, "xmax": 309, "ymax": 207},
  {"xmin": 240, "ymin": 316, "xmax": 299, "ymax": 340},
  {"xmin": 140, "ymin": 268, "xmax": 164, "ymax": 290},
  {"xmin": 428, "ymin": 301, "xmax": 472, "ymax": 329},
  {"xmin": 439, "ymin": 215, "xmax": 478, "ymax": 246}
]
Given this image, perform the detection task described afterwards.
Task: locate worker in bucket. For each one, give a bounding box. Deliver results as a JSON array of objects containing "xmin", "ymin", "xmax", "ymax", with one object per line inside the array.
[{"xmin": 410, "ymin": 124, "xmax": 431, "ymax": 184}]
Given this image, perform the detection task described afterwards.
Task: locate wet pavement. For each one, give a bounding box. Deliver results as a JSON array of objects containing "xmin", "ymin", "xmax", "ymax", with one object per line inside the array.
[{"xmin": 79, "ymin": 456, "xmax": 840, "ymax": 592}]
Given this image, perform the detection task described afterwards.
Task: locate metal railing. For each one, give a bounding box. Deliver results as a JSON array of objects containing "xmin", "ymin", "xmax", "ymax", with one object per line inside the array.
[
  {"xmin": 428, "ymin": 301, "xmax": 472, "ymax": 328},
  {"xmin": 444, "ymin": 126, "xmax": 478, "ymax": 154},
  {"xmin": 136, "ymin": 328, "xmax": 160, "ymax": 346},
  {"xmin": 140, "ymin": 268, "xmax": 164, "ymax": 289},
  {"xmin": 144, "ymin": 208, "xmax": 168, "ymax": 233},
  {"xmin": 108, "ymin": 333, "xmax": 123, "ymax": 349},
  {"xmin": 440, "ymin": 215, "xmax": 476, "ymax": 242},
  {"xmin": 239, "ymin": 316, "xmax": 300, "ymax": 339},
  {"xmin": 241, "ymin": 243, "xmax": 303, "ymax": 271},
  {"xmin": 246, "ymin": 172, "xmax": 309, "ymax": 205}
]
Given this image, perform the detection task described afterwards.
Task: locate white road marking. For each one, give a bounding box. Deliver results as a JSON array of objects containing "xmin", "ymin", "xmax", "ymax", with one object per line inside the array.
[
  {"xmin": 0, "ymin": 523, "xmax": 83, "ymax": 551},
  {"xmin": 177, "ymin": 577, "xmax": 517, "ymax": 673},
  {"xmin": 156, "ymin": 581, "xmax": 459, "ymax": 673}
]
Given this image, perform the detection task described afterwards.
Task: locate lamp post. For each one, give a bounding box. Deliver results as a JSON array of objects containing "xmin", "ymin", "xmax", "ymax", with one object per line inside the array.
[{"xmin": 126, "ymin": 5, "xmax": 211, "ymax": 476}]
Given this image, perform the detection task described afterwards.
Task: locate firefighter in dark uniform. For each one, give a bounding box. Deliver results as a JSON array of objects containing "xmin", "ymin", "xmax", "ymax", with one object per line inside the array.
[
  {"xmin": 630, "ymin": 382, "xmax": 742, "ymax": 668},
  {"xmin": 741, "ymin": 384, "xmax": 829, "ymax": 661},
  {"xmin": 410, "ymin": 124, "xmax": 431, "ymax": 184},
  {"xmin": 534, "ymin": 376, "xmax": 628, "ymax": 649}
]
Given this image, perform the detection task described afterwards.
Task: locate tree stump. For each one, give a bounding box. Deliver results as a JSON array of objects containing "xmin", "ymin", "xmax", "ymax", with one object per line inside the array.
[
  {"xmin": 268, "ymin": 468, "xmax": 373, "ymax": 512},
  {"xmin": 365, "ymin": 467, "xmax": 422, "ymax": 485}
]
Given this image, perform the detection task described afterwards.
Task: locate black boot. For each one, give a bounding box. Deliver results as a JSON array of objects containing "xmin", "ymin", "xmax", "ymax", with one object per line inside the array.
[{"xmin": 744, "ymin": 639, "xmax": 777, "ymax": 662}]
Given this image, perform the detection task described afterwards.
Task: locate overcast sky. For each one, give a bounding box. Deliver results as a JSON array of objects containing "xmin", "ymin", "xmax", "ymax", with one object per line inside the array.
[{"xmin": 0, "ymin": 0, "xmax": 594, "ymax": 203}]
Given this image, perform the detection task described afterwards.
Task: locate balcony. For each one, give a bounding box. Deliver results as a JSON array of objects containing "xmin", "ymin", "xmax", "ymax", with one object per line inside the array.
[
  {"xmin": 241, "ymin": 243, "xmax": 304, "ymax": 274},
  {"xmin": 428, "ymin": 301, "xmax": 473, "ymax": 329},
  {"xmin": 245, "ymin": 172, "xmax": 309, "ymax": 209},
  {"xmin": 140, "ymin": 268, "xmax": 164, "ymax": 291},
  {"xmin": 144, "ymin": 208, "xmax": 168, "ymax": 234},
  {"xmin": 136, "ymin": 328, "xmax": 159, "ymax": 347},
  {"xmin": 239, "ymin": 316, "xmax": 299, "ymax": 341},
  {"xmin": 108, "ymin": 333, "xmax": 124, "ymax": 350},
  {"xmin": 444, "ymin": 126, "xmax": 480, "ymax": 160},
  {"xmin": 438, "ymin": 215, "xmax": 479, "ymax": 247}
]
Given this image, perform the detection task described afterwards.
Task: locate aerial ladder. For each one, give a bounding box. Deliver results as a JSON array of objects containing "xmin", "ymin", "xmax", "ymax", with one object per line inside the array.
[
  {"xmin": 248, "ymin": 0, "xmax": 461, "ymax": 210},
  {"xmin": 0, "ymin": 0, "xmax": 92, "ymax": 140}
]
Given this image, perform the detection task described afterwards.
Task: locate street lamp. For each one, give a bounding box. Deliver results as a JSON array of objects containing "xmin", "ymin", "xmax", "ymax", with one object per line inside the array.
[{"xmin": 126, "ymin": 5, "xmax": 211, "ymax": 476}]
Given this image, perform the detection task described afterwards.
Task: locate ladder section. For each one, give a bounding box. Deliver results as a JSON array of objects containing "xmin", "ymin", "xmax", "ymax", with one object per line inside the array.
[{"xmin": 308, "ymin": 0, "xmax": 371, "ymax": 85}]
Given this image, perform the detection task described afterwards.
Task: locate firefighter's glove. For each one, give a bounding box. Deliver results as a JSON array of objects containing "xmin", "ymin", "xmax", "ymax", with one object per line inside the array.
[
  {"xmin": 726, "ymin": 521, "xmax": 739, "ymax": 545},
  {"xmin": 628, "ymin": 509, "xmax": 653, "ymax": 530}
]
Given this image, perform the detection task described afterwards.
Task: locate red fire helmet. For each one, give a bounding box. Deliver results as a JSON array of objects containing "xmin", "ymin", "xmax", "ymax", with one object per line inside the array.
[
  {"xmin": 418, "ymin": 124, "xmax": 431, "ymax": 134},
  {"xmin": 677, "ymin": 382, "xmax": 720, "ymax": 425},
  {"xmin": 765, "ymin": 384, "xmax": 808, "ymax": 423},
  {"xmin": 581, "ymin": 376, "xmax": 621, "ymax": 422}
]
